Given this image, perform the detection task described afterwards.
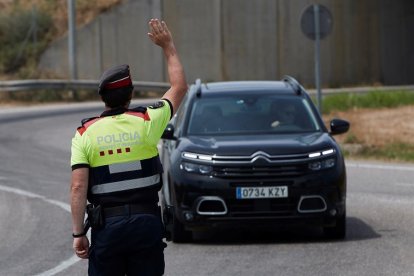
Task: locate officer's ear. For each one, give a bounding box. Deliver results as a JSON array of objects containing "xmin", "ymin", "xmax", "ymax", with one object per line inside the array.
[
  {"xmin": 125, "ymin": 91, "xmax": 133, "ymax": 108},
  {"xmin": 100, "ymin": 95, "xmax": 111, "ymax": 108}
]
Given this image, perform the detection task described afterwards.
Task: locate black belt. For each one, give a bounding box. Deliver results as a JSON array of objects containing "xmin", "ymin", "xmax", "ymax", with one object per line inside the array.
[{"xmin": 103, "ymin": 204, "xmax": 160, "ymax": 218}]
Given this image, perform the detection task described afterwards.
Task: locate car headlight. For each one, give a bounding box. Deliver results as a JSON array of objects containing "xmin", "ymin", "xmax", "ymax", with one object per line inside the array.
[
  {"xmin": 182, "ymin": 152, "xmax": 213, "ymax": 161},
  {"xmin": 308, "ymin": 158, "xmax": 336, "ymax": 171},
  {"xmin": 308, "ymin": 148, "xmax": 336, "ymax": 171},
  {"xmin": 181, "ymin": 162, "xmax": 213, "ymax": 175}
]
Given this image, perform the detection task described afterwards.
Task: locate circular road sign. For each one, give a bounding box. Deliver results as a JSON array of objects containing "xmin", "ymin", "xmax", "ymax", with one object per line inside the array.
[{"xmin": 300, "ymin": 4, "xmax": 333, "ymax": 40}]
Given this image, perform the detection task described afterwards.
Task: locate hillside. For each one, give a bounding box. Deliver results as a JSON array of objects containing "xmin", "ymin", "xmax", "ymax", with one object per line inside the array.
[
  {"xmin": 0, "ymin": 0, "xmax": 122, "ymax": 78},
  {"xmin": 0, "ymin": 0, "xmax": 122, "ymax": 36}
]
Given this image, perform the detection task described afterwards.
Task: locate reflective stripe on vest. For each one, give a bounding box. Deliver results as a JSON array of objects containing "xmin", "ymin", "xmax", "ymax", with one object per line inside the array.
[
  {"xmin": 88, "ymin": 156, "xmax": 163, "ymax": 199},
  {"xmin": 91, "ymin": 174, "xmax": 160, "ymax": 194},
  {"xmin": 109, "ymin": 160, "xmax": 142, "ymax": 174}
]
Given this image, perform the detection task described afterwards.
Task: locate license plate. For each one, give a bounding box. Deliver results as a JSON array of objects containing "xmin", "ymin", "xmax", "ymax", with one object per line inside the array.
[{"xmin": 236, "ymin": 186, "xmax": 288, "ymax": 199}]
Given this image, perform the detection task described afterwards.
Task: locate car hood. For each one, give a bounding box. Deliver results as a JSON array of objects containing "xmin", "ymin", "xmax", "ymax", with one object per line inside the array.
[{"xmin": 179, "ymin": 132, "xmax": 336, "ymax": 156}]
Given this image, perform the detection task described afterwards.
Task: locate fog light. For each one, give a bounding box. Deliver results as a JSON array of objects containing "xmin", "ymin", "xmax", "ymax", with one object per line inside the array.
[
  {"xmin": 182, "ymin": 162, "xmax": 198, "ymax": 172},
  {"xmin": 329, "ymin": 208, "xmax": 337, "ymax": 216},
  {"xmin": 199, "ymin": 165, "xmax": 212, "ymax": 174},
  {"xmin": 181, "ymin": 162, "xmax": 212, "ymax": 175},
  {"xmin": 323, "ymin": 158, "xmax": 336, "ymax": 168},
  {"xmin": 309, "ymin": 158, "xmax": 336, "ymax": 171},
  {"xmin": 309, "ymin": 161, "xmax": 321, "ymax": 170}
]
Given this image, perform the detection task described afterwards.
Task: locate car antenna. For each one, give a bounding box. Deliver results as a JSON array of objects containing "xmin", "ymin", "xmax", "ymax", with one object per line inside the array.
[
  {"xmin": 195, "ymin": 78, "xmax": 202, "ymax": 97},
  {"xmin": 283, "ymin": 75, "xmax": 303, "ymax": 95}
]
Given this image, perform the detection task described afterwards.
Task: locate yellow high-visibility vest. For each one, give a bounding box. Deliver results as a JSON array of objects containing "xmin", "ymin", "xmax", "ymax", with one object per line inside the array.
[{"xmin": 70, "ymin": 100, "xmax": 172, "ymax": 205}]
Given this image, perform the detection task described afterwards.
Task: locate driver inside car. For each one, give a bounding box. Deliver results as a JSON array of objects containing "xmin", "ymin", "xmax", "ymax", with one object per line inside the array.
[{"xmin": 270, "ymin": 101, "xmax": 297, "ymax": 128}]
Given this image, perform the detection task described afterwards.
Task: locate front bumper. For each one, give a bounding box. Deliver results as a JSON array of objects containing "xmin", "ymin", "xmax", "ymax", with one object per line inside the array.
[{"xmin": 170, "ymin": 169, "xmax": 346, "ymax": 231}]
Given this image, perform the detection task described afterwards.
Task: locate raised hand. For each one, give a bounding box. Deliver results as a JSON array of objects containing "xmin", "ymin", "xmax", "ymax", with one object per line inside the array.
[{"xmin": 147, "ymin": 18, "xmax": 173, "ymax": 48}]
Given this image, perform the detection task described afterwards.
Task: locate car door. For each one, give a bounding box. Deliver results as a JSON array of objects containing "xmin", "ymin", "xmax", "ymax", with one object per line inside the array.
[{"xmin": 161, "ymin": 94, "xmax": 190, "ymax": 205}]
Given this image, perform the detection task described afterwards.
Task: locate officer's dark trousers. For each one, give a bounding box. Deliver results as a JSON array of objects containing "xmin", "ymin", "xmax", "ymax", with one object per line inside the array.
[{"xmin": 88, "ymin": 213, "xmax": 165, "ymax": 276}]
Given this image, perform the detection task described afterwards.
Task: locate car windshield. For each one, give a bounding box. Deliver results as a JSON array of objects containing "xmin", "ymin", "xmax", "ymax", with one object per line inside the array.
[{"xmin": 186, "ymin": 95, "xmax": 321, "ymax": 135}]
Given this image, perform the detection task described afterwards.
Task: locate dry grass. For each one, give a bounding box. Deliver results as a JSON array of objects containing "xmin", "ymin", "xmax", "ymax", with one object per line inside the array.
[
  {"xmin": 53, "ymin": 0, "xmax": 124, "ymax": 37},
  {"xmin": 326, "ymin": 106, "xmax": 414, "ymax": 147},
  {"xmin": 323, "ymin": 105, "xmax": 414, "ymax": 162}
]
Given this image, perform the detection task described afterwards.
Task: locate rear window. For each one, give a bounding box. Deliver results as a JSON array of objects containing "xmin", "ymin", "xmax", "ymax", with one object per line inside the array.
[{"xmin": 186, "ymin": 95, "xmax": 321, "ymax": 135}]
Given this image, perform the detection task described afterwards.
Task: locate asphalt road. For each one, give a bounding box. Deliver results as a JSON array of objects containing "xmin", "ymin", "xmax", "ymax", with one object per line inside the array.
[{"xmin": 0, "ymin": 101, "xmax": 413, "ymax": 276}]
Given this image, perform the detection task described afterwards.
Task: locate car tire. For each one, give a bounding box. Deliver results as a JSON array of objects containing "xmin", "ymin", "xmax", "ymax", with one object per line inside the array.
[
  {"xmin": 172, "ymin": 216, "xmax": 192, "ymax": 243},
  {"xmin": 323, "ymin": 212, "xmax": 346, "ymax": 240}
]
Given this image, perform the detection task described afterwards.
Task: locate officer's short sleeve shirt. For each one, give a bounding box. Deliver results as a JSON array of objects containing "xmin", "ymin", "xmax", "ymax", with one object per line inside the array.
[
  {"xmin": 71, "ymin": 128, "xmax": 92, "ymax": 168},
  {"xmin": 145, "ymin": 99, "xmax": 172, "ymax": 145}
]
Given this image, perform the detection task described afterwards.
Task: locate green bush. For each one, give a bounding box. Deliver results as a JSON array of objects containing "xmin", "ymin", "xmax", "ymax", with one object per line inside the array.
[
  {"xmin": 343, "ymin": 132, "xmax": 361, "ymax": 144},
  {"xmin": 0, "ymin": 7, "xmax": 53, "ymax": 74}
]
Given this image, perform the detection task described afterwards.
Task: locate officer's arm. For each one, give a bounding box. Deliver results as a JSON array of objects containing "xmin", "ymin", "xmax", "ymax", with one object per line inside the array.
[
  {"xmin": 71, "ymin": 168, "xmax": 89, "ymax": 235},
  {"xmin": 148, "ymin": 19, "xmax": 188, "ymax": 115}
]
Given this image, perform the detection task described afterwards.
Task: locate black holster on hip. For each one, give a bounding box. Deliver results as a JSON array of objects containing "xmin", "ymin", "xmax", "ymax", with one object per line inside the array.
[{"xmin": 86, "ymin": 204, "xmax": 105, "ymax": 230}]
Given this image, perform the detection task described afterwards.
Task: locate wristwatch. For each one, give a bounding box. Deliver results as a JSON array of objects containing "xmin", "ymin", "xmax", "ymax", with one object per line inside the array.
[{"xmin": 72, "ymin": 232, "xmax": 86, "ymax": 238}]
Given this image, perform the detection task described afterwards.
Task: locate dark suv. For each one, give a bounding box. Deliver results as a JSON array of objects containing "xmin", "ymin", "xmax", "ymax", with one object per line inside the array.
[{"xmin": 160, "ymin": 77, "xmax": 349, "ymax": 242}]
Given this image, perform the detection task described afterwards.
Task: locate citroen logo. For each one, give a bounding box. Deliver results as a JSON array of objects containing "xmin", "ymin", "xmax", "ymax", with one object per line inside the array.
[{"xmin": 251, "ymin": 151, "xmax": 272, "ymax": 163}]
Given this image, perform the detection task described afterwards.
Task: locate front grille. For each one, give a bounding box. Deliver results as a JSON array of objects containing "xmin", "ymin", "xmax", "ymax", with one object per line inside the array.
[
  {"xmin": 213, "ymin": 164, "xmax": 308, "ymax": 178},
  {"xmin": 208, "ymin": 151, "xmax": 310, "ymax": 178},
  {"xmin": 182, "ymin": 149, "xmax": 337, "ymax": 180},
  {"xmin": 228, "ymin": 181, "xmax": 292, "ymax": 188}
]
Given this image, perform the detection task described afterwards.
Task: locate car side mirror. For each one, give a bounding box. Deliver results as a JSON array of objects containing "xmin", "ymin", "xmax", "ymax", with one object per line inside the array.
[
  {"xmin": 330, "ymin": 119, "xmax": 350, "ymax": 135},
  {"xmin": 161, "ymin": 124, "xmax": 176, "ymax": 140}
]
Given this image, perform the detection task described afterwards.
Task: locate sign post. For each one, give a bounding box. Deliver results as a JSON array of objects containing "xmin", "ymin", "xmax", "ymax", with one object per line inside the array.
[
  {"xmin": 67, "ymin": 0, "xmax": 77, "ymax": 81},
  {"xmin": 300, "ymin": 4, "xmax": 333, "ymax": 113}
]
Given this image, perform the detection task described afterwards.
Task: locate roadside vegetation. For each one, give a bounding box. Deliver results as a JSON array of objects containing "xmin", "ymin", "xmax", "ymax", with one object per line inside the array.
[
  {"xmin": 0, "ymin": 5, "xmax": 53, "ymax": 77},
  {"xmin": 0, "ymin": 0, "xmax": 122, "ymax": 79},
  {"xmin": 0, "ymin": 0, "xmax": 123, "ymax": 102},
  {"xmin": 322, "ymin": 90, "xmax": 414, "ymax": 114},
  {"xmin": 320, "ymin": 90, "xmax": 414, "ymax": 163}
]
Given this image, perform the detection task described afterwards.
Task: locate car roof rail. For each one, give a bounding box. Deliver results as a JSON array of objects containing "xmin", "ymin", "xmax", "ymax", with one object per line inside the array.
[
  {"xmin": 282, "ymin": 75, "xmax": 304, "ymax": 95},
  {"xmin": 195, "ymin": 78, "xmax": 202, "ymax": 97}
]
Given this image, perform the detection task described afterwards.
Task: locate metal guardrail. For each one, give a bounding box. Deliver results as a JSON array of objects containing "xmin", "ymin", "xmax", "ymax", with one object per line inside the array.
[
  {"xmin": 0, "ymin": 79, "xmax": 413, "ymax": 94},
  {"xmin": 0, "ymin": 79, "xmax": 170, "ymax": 92}
]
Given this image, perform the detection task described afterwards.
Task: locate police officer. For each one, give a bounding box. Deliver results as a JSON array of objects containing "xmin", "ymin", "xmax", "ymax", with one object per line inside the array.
[{"xmin": 70, "ymin": 18, "xmax": 187, "ymax": 275}]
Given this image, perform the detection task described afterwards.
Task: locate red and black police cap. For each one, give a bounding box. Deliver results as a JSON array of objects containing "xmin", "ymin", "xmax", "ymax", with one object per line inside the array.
[{"xmin": 98, "ymin": 64, "xmax": 133, "ymax": 95}]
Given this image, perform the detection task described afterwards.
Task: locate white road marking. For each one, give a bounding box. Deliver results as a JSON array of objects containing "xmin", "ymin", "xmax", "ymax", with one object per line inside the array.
[
  {"xmin": 0, "ymin": 183, "xmax": 80, "ymax": 275},
  {"xmin": 346, "ymin": 162, "xmax": 414, "ymax": 172},
  {"xmin": 33, "ymin": 255, "xmax": 80, "ymax": 276},
  {"xmin": 394, "ymin": 182, "xmax": 413, "ymax": 187}
]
